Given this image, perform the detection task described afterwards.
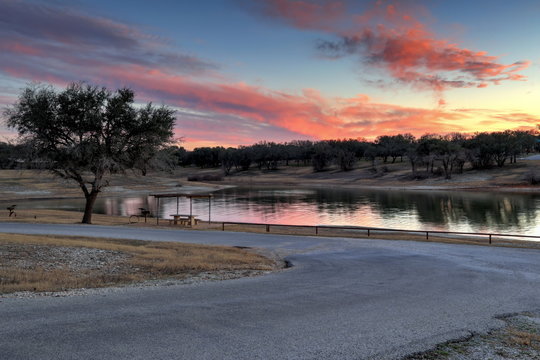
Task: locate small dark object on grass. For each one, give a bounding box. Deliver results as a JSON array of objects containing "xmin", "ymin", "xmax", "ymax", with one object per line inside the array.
[
  {"xmin": 129, "ymin": 208, "xmax": 151, "ymax": 223},
  {"xmin": 7, "ymin": 205, "xmax": 16, "ymax": 217}
]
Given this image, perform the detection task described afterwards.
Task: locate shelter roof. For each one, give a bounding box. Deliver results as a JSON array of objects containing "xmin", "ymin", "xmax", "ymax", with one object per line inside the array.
[{"xmin": 150, "ymin": 193, "xmax": 213, "ymax": 199}]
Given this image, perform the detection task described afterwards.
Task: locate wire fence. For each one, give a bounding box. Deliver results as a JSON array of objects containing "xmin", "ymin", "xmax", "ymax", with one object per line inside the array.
[{"xmin": 214, "ymin": 221, "xmax": 540, "ymax": 245}]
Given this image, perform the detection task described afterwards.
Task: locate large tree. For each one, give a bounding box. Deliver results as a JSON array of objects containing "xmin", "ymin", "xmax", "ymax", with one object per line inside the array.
[{"xmin": 4, "ymin": 83, "xmax": 175, "ymax": 224}]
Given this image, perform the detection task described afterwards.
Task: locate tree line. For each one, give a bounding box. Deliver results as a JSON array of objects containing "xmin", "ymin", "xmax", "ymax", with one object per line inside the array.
[
  {"xmin": 164, "ymin": 130, "xmax": 538, "ymax": 179},
  {"xmin": 2, "ymin": 123, "xmax": 538, "ymax": 181}
]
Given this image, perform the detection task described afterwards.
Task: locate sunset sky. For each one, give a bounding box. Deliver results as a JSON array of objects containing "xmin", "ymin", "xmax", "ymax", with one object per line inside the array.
[{"xmin": 1, "ymin": 0, "xmax": 539, "ymax": 149}]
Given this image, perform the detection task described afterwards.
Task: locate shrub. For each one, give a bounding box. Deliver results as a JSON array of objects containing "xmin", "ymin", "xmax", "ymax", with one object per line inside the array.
[
  {"xmin": 187, "ymin": 174, "xmax": 223, "ymax": 182},
  {"xmin": 524, "ymin": 170, "xmax": 540, "ymax": 185}
]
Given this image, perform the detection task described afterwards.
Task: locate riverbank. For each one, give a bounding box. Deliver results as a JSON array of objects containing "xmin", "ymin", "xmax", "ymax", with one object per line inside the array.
[
  {"xmin": 1, "ymin": 159, "xmax": 540, "ymax": 203},
  {"xmin": 0, "ymin": 169, "xmax": 230, "ymax": 202},
  {"xmin": 215, "ymin": 157, "xmax": 540, "ymax": 193}
]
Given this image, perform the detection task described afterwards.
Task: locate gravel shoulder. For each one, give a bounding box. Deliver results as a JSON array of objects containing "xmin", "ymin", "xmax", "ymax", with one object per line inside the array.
[{"xmin": 407, "ymin": 312, "xmax": 540, "ymax": 359}]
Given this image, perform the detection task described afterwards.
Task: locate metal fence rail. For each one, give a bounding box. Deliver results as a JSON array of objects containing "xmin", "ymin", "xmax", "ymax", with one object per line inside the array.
[{"xmin": 218, "ymin": 221, "xmax": 540, "ymax": 244}]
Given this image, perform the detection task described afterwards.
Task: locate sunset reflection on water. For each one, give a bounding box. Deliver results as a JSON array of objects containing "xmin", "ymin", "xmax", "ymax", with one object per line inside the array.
[{"xmin": 16, "ymin": 187, "xmax": 540, "ymax": 236}]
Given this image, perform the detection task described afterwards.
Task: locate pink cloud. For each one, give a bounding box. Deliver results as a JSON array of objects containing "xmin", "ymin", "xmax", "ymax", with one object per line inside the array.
[
  {"xmin": 3, "ymin": 50, "xmax": 539, "ymax": 146},
  {"xmin": 256, "ymin": 0, "xmax": 530, "ymax": 95}
]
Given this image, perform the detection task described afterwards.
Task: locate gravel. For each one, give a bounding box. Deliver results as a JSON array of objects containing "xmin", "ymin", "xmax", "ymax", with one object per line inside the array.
[
  {"xmin": 406, "ymin": 312, "xmax": 540, "ymax": 359},
  {"xmin": 0, "ymin": 243, "xmax": 129, "ymax": 272}
]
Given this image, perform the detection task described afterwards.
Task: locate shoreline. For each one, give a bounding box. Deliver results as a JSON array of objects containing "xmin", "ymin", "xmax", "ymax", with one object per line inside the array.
[
  {"xmin": 220, "ymin": 179, "xmax": 540, "ymax": 193},
  {"xmin": 4, "ymin": 183, "xmax": 540, "ymax": 203},
  {"xmin": 2, "ymin": 163, "xmax": 540, "ymax": 201}
]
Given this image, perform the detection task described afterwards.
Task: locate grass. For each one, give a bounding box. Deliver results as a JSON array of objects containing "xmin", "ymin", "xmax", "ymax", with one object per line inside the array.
[
  {"xmin": 0, "ymin": 232, "xmax": 277, "ymax": 294},
  {"xmin": 1, "ymin": 209, "xmax": 131, "ymax": 225},
  {"xmin": 506, "ymin": 328, "xmax": 540, "ymax": 349},
  {"xmin": 405, "ymin": 313, "xmax": 540, "ymax": 359}
]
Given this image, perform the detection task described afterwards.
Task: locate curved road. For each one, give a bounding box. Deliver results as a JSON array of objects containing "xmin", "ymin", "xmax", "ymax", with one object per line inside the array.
[{"xmin": 2, "ymin": 223, "xmax": 540, "ymax": 359}]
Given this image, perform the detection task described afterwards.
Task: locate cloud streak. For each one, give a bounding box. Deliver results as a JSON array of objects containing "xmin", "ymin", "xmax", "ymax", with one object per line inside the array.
[
  {"xmin": 0, "ymin": 0, "xmax": 218, "ymax": 76},
  {"xmin": 254, "ymin": 0, "xmax": 530, "ymax": 95}
]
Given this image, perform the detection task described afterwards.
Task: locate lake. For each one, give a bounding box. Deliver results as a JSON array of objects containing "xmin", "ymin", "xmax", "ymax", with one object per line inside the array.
[{"xmin": 14, "ymin": 186, "xmax": 540, "ymax": 236}]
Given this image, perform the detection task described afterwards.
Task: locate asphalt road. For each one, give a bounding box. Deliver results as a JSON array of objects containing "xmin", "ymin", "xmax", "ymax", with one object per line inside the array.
[{"xmin": 2, "ymin": 223, "xmax": 540, "ymax": 359}]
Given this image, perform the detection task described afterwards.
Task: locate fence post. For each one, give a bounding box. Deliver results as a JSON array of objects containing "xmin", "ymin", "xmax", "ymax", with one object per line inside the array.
[
  {"xmin": 367, "ymin": 229, "xmax": 370, "ymax": 237},
  {"xmin": 489, "ymin": 234, "xmax": 492, "ymax": 244},
  {"xmin": 426, "ymin": 231, "xmax": 429, "ymax": 240},
  {"xmin": 266, "ymin": 224, "xmax": 270, "ymax": 232},
  {"xmin": 315, "ymin": 226, "xmax": 318, "ymax": 235},
  {"xmin": 222, "ymin": 222, "xmax": 225, "ymax": 231}
]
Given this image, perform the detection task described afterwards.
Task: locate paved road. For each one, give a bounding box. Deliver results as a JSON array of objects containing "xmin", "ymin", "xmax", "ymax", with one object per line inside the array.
[{"xmin": 2, "ymin": 223, "xmax": 540, "ymax": 359}]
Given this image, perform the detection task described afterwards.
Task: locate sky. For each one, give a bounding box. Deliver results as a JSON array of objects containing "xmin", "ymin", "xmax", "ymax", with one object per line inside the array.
[{"xmin": 0, "ymin": 0, "xmax": 539, "ymax": 149}]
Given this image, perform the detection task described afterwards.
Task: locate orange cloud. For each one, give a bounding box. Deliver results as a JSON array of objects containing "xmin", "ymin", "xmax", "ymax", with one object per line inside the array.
[
  {"xmin": 2, "ymin": 57, "xmax": 539, "ymax": 146},
  {"xmin": 92, "ymin": 64, "xmax": 496, "ymax": 141},
  {"xmin": 256, "ymin": 1, "xmax": 530, "ymax": 96}
]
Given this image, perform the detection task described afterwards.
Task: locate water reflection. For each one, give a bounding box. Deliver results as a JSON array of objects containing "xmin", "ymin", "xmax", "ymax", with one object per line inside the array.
[{"xmin": 14, "ymin": 187, "xmax": 540, "ymax": 235}]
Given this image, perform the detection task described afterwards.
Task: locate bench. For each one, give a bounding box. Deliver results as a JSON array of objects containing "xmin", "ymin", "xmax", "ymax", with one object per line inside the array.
[{"xmin": 170, "ymin": 214, "xmax": 199, "ymax": 226}]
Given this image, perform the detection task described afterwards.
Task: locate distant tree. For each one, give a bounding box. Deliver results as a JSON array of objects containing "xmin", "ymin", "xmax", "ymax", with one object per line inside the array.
[
  {"xmin": 219, "ymin": 147, "xmax": 236, "ymax": 175},
  {"xmin": 170, "ymin": 146, "xmax": 189, "ymax": 167},
  {"xmin": 311, "ymin": 142, "xmax": 332, "ymax": 172},
  {"xmin": 376, "ymin": 134, "xmax": 414, "ymax": 163},
  {"xmin": 416, "ymin": 134, "xmax": 439, "ymax": 173},
  {"xmin": 364, "ymin": 144, "xmax": 378, "ymax": 169},
  {"xmin": 432, "ymin": 136, "xmax": 462, "ymax": 179},
  {"xmin": 464, "ymin": 133, "xmax": 496, "ymax": 169},
  {"xmin": 233, "ymin": 146, "xmax": 252, "ymax": 171},
  {"xmin": 4, "ymin": 82, "xmax": 175, "ymax": 224},
  {"xmin": 190, "ymin": 147, "xmax": 222, "ymax": 168},
  {"xmin": 288, "ymin": 140, "xmax": 314, "ymax": 166},
  {"xmin": 508, "ymin": 130, "xmax": 537, "ymax": 163}
]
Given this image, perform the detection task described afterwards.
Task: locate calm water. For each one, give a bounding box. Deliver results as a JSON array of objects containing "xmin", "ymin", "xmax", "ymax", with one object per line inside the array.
[{"xmin": 13, "ymin": 187, "xmax": 540, "ymax": 236}]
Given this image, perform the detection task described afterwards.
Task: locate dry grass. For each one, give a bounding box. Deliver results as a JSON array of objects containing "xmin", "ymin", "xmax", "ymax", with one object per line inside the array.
[
  {"xmin": 1, "ymin": 209, "xmax": 131, "ymax": 225},
  {"xmin": 506, "ymin": 328, "xmax": 540, "ymax": 349},
  {"xmin": 405, "ymin": 313, "xmax": 540, "ymax": 359},
  {"xmin": 0, "ymin": 232, "xmax": 276, "ymax": 294}
]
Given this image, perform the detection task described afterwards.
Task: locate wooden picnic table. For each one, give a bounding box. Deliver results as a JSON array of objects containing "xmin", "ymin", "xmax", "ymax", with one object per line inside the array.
[{"xmin": 170, "ymin": 214, "xmax": 199, "ymax": 226}]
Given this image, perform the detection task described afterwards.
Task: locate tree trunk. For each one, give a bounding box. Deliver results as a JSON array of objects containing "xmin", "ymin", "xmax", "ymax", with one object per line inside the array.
[
  {"xmin": 443, "ymin": 161, "xmax": 451, "ymax": 179},
  {"xmin": 82, "ymin": 190, "xmax": 99, "ymax": 224},
  {"xmin": 410, "ymin": 158, "xmax": 417, "ymax": 177}
]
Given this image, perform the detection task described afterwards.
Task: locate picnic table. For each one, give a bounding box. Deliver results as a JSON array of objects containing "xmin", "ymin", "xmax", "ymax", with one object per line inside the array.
[{"xmin": 170, "ymin": 214, "xmax": 199, "ymax": 226}]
